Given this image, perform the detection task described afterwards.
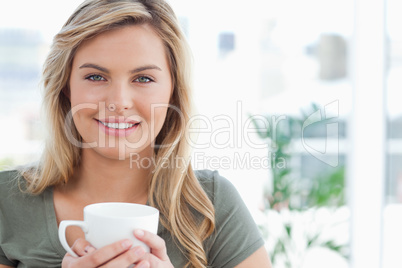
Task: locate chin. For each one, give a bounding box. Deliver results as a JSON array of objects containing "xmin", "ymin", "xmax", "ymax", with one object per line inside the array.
[{"xmin": 93, "ymin": 143, "xmax": 152, "ymax": 161}]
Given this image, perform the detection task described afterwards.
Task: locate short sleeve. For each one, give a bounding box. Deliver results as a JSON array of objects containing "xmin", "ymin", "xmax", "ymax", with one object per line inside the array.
[
  {"xmin": 0, "ymin": 170, "xmax": 64, "ymax": 267},
  {"xmin": 0, "ymin": 171, "xmax": 18, "ymax": 267},
  {"xmin": 0, "ymin": 246, "xmax": 16, "ymax": 267},
  {"xmin": 199, "ymin": 170, "xmax": 265, "ymax": 268}
]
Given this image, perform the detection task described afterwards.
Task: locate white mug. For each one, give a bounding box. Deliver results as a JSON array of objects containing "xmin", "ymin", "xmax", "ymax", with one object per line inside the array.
[{"xmin": 58, "ymin": 202, "xmax": 159, "ymax": 257}]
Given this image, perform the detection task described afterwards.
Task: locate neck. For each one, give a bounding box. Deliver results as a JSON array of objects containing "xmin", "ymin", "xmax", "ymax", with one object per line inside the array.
[{"xmin": 61, "ymin": 148, "xmax": 153, "ymax": 205}]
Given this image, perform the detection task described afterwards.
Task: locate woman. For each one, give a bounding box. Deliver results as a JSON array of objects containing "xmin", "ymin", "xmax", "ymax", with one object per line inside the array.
[{"xmin": 0, "ymin": 0, "xmax": 272, "ymax": 267}]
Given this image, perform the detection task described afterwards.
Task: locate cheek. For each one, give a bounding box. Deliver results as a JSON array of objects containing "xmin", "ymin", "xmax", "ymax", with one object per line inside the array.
[
  {"xmin": 153, "ymin": 88, "xmax": 173, "ymax": 132},
  {"xmin": 70, "ymin": 92, "xmax": 99, "ymax": 107},
  {"xmin": 148, "ymin": 108, "xmax": 169, "ymax": 144},
  {"xmin": 155, "ymin": 107, "xmax": 169, "ymax": 127},
  {"xmin": 69, "ymin": 79, "xmax": 103, "ymax": 106},
  {"xmin": 139, "ymin": 104, "xmax": 169, "ymax": 135},
  {"xmin": 139, "ymin": 87, "xmax": 172, "ymax": 118},
  {"xmin": 69, "ymin": 77, "xmax": 83, "ymax": 105},
  {"xmin": 72, "ymin": 108, "xmax": 97, "ymax": 133}
]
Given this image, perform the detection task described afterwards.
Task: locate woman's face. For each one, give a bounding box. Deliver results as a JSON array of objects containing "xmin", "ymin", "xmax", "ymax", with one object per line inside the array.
[{"xmin": 68, "ymin": 24, "xmax": 172, "ymax": 160}]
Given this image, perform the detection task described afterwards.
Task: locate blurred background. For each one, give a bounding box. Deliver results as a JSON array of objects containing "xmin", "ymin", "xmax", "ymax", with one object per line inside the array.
[{"xmin": 0, "ymin": 0, "xmax": 399, "ymax": 267}]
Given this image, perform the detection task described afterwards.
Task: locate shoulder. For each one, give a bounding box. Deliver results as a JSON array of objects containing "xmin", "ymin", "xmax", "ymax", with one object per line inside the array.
[
  {"xmin": 0, "ymin": 170, "xmax": 28, "ymax": 208},
  {"xmin": 194, "ymin": 169, "xmax": 239, "ymax": 205},
  {"xmin": 0, "ymin": 169, "xmax": 39, "ymax": 208},
  {"xmin": 0, "ymin": 169, "xmax": 19, "ymax": 181},
  {"xmin": 194, "ymin": 169, "xmax": 246, "ymax": 218},
  {"xmin": 195, "ymin": 170, "xmax": 265, "ymax": 267},
  {"xmin": 0, "ymin": 168, "xmax": 49, "ymax": 223},
  {"xmin": 0, "ymin": 169, "xmax": 21, "ymax": 195}
]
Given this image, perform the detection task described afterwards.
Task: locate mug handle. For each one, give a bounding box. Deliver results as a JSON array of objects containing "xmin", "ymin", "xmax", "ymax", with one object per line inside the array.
[{"xmin": 58, "ymin": 220, "xmax": 89, "ymax": 257}]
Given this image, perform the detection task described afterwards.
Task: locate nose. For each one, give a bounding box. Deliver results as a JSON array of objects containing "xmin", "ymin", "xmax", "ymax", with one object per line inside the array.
[{"xmin": 107, "ymin": 81, "xmax": 133, "ymax": 113}]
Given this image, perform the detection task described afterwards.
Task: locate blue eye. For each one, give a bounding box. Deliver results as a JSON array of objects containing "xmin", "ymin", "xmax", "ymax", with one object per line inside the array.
[
  {"xmin": 86, "ymin": 74, "xmax": 105, "ymax": 81},
  {"xmin": 135, "ymin": 76, "xmax": 152, "ymax": 83}
]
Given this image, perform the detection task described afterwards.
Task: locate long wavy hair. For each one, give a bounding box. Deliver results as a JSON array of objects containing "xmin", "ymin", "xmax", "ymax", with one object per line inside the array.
[{"xmin": 19, "ymin": 0, "xmax": 215, "ymax": 267}]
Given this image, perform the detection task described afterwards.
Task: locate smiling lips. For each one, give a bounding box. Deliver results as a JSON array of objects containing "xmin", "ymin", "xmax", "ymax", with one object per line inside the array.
[
  {"xmin": 96, "ymin": 119, "xmax": 141, "ymax": 137},
  {"xmin": 99, "ymin": 121, "xmax": 137, "ymax": 129}
]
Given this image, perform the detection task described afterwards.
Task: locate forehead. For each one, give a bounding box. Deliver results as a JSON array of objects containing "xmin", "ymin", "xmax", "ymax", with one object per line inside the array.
[{"xmin": 73, "ymin": 24, "xmax": 169, "ymax": 69}]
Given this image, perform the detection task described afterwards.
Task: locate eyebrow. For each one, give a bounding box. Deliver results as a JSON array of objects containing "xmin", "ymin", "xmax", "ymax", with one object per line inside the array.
[{"xmin": 79, "ymin": 63, "xmax": 162, "ymax": 74}]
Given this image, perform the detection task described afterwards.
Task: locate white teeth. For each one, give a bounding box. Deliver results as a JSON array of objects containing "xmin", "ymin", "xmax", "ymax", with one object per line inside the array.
[{"xmin": 100, "ymin": 121, "xmax": 136, "ymax": 129}]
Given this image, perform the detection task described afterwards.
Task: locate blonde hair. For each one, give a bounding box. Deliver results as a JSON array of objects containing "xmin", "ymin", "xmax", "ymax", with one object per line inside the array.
[{"xmin": 20, "ymin": 0, "xmax": 215, "ymax": 267}]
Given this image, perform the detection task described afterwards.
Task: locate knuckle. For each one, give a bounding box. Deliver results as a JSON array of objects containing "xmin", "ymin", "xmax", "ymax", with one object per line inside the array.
[
  {"xmin": 88, "ymin": 251, "xmax": 104, "ymax": 265},
  {"xmin": 125, "ymin": 248, "xmax": 140, "ymax": 262},
  {"xmin": 71, "ymin": 238, "xmax": 85, "ymax": 248},
  {"xmin": 156, "ymin": 238, "xmax": 166, "ymax": 250},
  {"xmin": 113, "ymin": 241, "xmax": 127, "ymax": 252},
  {"xmin": 71, "ymin": 238, "xmax": 91, "ymax": 256}
]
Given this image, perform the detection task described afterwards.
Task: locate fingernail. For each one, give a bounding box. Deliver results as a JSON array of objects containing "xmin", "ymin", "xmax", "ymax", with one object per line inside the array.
[
  {"xmin": 134, "ymin": 247, "xmax": 145, "ymax": 257},
  {"xmin": 135, "ymin": 229, "xmax": 145, "ymax": 237},
  {"xmin": 122, "ymin": 240, "xmax": 133, "ymax": 249},
  {"xmin": 84, "ymin": 245, "xmax": 96, "ymax": 253},
  {"xmin": 137, "ymin": 261, "xmax": 150, "ymax": 268}
]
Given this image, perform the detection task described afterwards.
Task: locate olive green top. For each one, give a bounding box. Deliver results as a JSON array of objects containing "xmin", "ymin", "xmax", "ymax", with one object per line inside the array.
[{"xmin": 0, "ymin": 169, "xmax": 264, "ymax": 268}]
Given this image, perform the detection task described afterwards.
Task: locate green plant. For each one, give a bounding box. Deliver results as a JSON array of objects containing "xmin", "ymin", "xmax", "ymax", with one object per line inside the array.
[
  {"xmin": 306, "ymin": 167, "xmax": 345, "ymax": 208},
  {"xmin": 251, "ymin": 103, "xmax": 348, "ymax": 267}
]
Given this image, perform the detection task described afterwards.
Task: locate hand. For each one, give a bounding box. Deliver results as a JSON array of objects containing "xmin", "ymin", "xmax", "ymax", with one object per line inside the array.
[
  {"xmin": 132, "ymin": 229, "xmax": 174, "ymax": 268},
  {"xmin": 61, "ymin": 238, "xmax": 147, "ymax": 268}
]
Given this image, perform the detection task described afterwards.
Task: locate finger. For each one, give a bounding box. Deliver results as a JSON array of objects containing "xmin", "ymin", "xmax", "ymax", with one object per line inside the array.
[
  {"xmin": 62, "ymin": 253, "xmax": 95, "ymax": 268},
  {"xmin": 134, "ymin": 260, "xmax": 150, "ymax": 268},
  {"xmin": 84, "ymin": 239, "xmax": 133, "ymax": 267},
  {"xmin": 71, "ymin": 238, "xmax": 96, "ymax": 257},
  {"xmin": 62, "ymin": 254, "xmax": 76, "ymax": 267},
  {"xmin": 136, "ymin": 252, "xmax": 174, "ymax": 268},
  {"xmin": 99, "ymin": 246, "xmax": 146, "ymax": 268},
  {"xmin": 134, "ymin": 230, "xmax": 169, "ymax": 261}
]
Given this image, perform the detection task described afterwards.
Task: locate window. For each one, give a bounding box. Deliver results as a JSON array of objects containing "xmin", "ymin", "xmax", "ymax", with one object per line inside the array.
[{"xmin": 0, "ymin": 0, "xmax": 395, "ymax": 267}]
